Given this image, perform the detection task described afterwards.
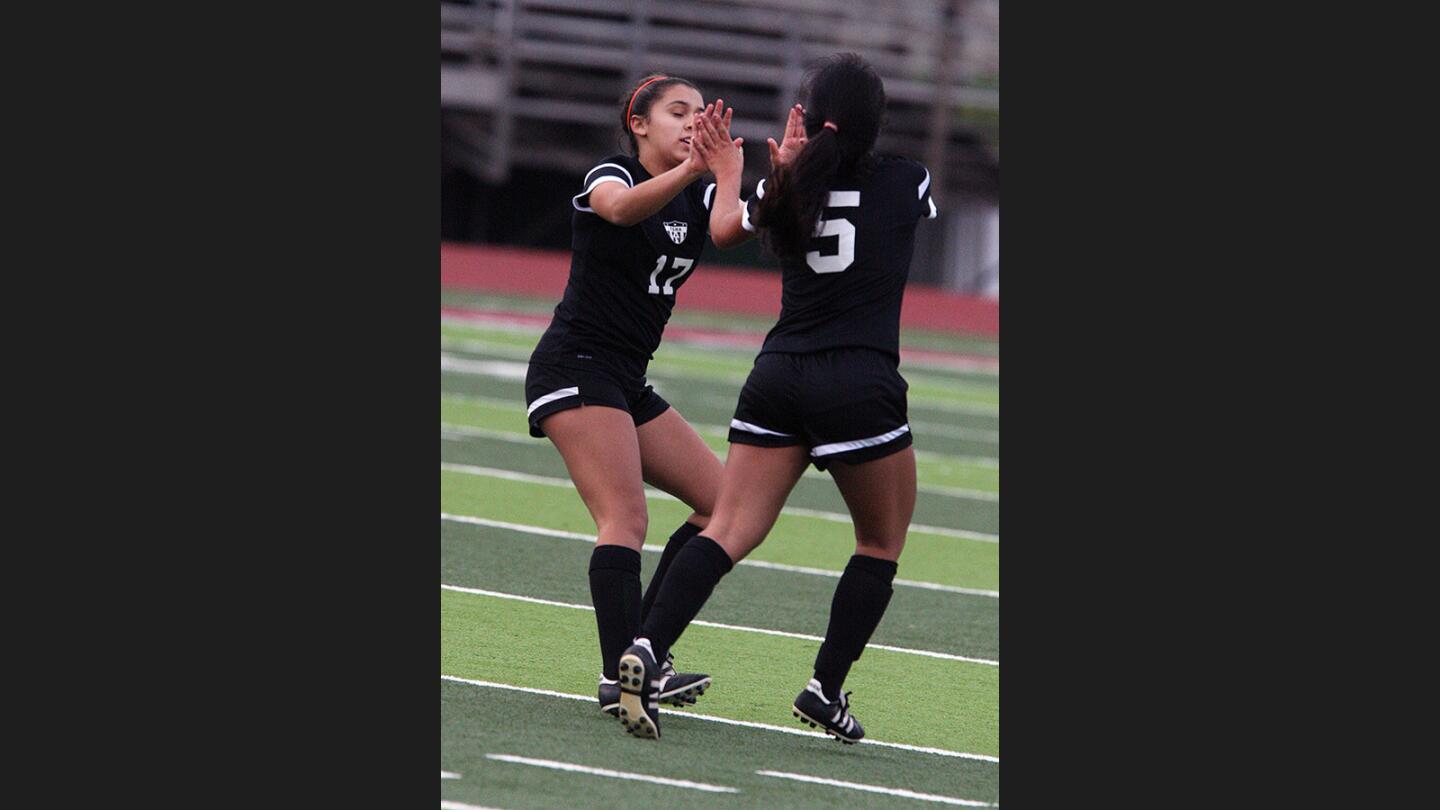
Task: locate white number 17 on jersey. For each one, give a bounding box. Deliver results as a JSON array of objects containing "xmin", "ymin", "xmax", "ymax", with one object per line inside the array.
[{"xmin": 648, "ymin": 255, "xmax": 695, "ymax": 295}]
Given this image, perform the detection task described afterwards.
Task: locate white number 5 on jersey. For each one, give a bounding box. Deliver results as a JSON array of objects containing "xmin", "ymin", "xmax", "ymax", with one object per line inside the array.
[{"xmin": 807, "ymin": 191, "xmax": 860, "ymax": 274}]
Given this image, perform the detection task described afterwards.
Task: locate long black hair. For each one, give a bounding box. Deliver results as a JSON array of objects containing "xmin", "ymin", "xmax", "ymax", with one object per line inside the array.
[
  {"xmin": 757, "ymin": 53, "xmax": 886, "ymax": 260},
  {"xmin": 617, "ymin": 74, "xmax": 700, "ymax": 156}
]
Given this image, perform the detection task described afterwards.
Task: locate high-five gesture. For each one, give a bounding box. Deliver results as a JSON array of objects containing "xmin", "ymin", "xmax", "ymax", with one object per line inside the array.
[
  {"xmin": 768, "ymin": 104, "xmax": 807, "ymax": 169},
  {"xmin": 684, "ymin": 102, "xmax": 719, "ymax": 175},
  {"xmin": 692, "ymin": 98, "xmax": 744, "ymax": 182}
]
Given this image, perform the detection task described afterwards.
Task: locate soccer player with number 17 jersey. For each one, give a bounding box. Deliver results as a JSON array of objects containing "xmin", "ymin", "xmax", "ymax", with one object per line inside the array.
[{"xmin": 524, "ymin": 75, "xmax": 746, "ymax": 720}]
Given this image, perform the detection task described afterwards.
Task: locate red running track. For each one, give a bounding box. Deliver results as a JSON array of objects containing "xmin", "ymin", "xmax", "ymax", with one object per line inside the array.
[{"xmin": 441, "ymin": 242, "xmax": 998, "ymax": 338}]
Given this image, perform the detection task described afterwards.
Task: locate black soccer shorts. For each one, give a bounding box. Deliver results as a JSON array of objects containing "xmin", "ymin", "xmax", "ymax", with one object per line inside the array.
[
  {"xmin": 524, "ymin": 359, "xmax": 671, "ymax": 438},
  {"xmin": 726, "ymin": 348, "xmax": 913, "ymax": 471}
]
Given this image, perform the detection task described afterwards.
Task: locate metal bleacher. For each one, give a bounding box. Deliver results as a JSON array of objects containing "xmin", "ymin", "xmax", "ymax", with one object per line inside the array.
[{"xmin": 441, "ymin": 0, "xmax": 1000, "ymax": 291}]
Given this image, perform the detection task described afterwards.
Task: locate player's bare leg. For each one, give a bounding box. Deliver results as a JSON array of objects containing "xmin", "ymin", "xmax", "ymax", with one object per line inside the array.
[
  {"xmin": 637, "ymin": 406, "xmax": 722, "ymax": 529},
  {"xmin": 700, "ymin": 442, "xmax": 812, "ymax": 563},
  {"xmin": 540, "ymin": 405, "xmax": 649, "ymax": 716},
  {"xmin": 632, "ymin": 405, "xmax": 722, "ymax": 706},
  {"xmin": 795, "ymin": 445, "xmax": 917, "ymax": 742},
  {"xmin": 829, "ymin": 446, "xmax": 917, "ymax": 561}
]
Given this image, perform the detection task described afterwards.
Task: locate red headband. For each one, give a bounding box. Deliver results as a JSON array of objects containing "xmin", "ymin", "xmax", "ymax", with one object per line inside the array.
[{"xmin": 626, "ymin": 76, "xmax": 669, "ymax": 130}]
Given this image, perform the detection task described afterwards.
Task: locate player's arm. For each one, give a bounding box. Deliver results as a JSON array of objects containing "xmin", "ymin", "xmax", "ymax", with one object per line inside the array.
[
  {"xmin": 589, "ymin": 102, "xmax": 725, "ymax": 227},
  {"xmin": 589, "ymin": 161, "xmax": 704, "ymax": 227},
  {"xmin": 693, "ymin": 102, "xmax": 753, "ymax": 250}
]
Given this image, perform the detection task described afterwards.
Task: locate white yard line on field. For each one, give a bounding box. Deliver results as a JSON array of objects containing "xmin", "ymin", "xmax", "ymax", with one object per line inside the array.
[
  {"xmin": 441, "ymin": 584, "xmax": 998, "ymax": 666},
  {"xmin": 484, "ymin": 754, "xmax": 738, "ymax": 794},
  {"xmin": 777, "ymin": 505, "xmax": 997, "ymax": 543},
  {"xmin": 440, "ymin": 802, "xmax": 503, "ymax": 810},
  {"xmin": 737, "ymin": 558, "xmax": 1000, "ymax": 599},
  {"xmin": 441, "ymin": 513, "xmax": 602, "ymax": 543},
  {"xmin": 908, "ymin": 420, "xmax": 1000, "ymax": 443},
  {"xmin": 440, "ymin": 326, "xmax": 999, "ymax": 377},
  {"xmin": 441, "ymin": 313, "xmax": 999, "ymax": 369},
  {"xmin": 755, "ymin": 771, "xmax": 994, "ymax": 807},
  {"xmin": 922, "ymin": 451, "xmax": 999, "ymax": 468},
  {"xmin": 439, "ymin": 462, "xmax": 999, "ymax": 543},
  {"xmin": 441, "ymin": 675, "xmax": 999, "ymax": 763},
  {"xmin": 441, "ymin": 355, "xmax": 529, "ymax": 380},
  {"xmin": 441, "ymin": 351, "xmax": 1000, "ymax": 419},
  {"xmin": 440, "ymin": 513, "xmax": 999, "ymax": 599},
  {"xmin": 440, "ymin": 771, "xmax": 461, "ymax": 780},
  {"xmin": 445, "ymin": 387, "xmax": 998, "ymax": 448},
  {"xmin": 441, "ymin": 425, "xmax": 535, "ymax": 446},
  {"xmin": 448, "ymin": 391, "xmax": 1000, "ymax": 441},
  {"xmin": 439, "ymin": 419, "xmax": 999, "ymax": 500}
]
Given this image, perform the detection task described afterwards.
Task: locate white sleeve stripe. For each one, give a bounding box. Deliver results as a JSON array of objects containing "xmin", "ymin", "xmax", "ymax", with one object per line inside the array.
[
  {"xmin": 740, "ymin": 200, "xmax": 757, "ymax": 233},
  {"xmin": 918, "ymin": 168, "xmax": 931, "ymax": 200},
  {"xmin": 577, "ymin": 175, "xmax": 629, "ymax": 197},
  {"xmin": 571, "ymin": 175, "xmax": 630, "ymax": 211},
  {"xmin": 730, "ymin": 418, "xmax": 793, "ymax": 437},
  {"xmin": 810, "ymin": 424, "xmax": 910, "ymax": 457},
  {"xmin": 927, "ymin": 197, "xmax": 938, "ymax": 219},
  {"xmin": 755, "ymin": 178, "xmax": 767, "ymax": 199},
  {"xmin": 703, "ymin": 183, "xmax": 716, "ymax": 211},
  {"xmin": 584, "ymin": 162, "xmax": 634, "ymax": 188}
]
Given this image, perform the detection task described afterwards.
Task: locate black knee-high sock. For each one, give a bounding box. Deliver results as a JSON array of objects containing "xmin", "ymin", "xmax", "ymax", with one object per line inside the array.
[
  {"xmin": 588, "ymin": 545, "xmax": 643, "ymax": 680},
  {"xmin": 637, "ymin": 535, "xmax": 733, "ymax": 662},
  {"xmin": 813, "ymin": 554, "xmax": 898, "ymax": 700},
  {"xmin": 640, "ymin": 521, "xmax": 703, "ymax": 625}
]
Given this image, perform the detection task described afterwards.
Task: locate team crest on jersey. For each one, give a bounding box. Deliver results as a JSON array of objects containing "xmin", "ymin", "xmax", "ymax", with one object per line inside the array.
[{"xmin": 663, "ymin": 221, "xmax": 688, "ymax": 244}]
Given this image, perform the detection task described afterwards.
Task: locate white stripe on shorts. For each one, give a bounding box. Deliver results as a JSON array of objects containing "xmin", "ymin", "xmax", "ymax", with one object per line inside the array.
[
  {"xmin": 527, "ymin": 386, "xmax": 580, "ymax": 417},
  {"xmin": 810, "ymin": 424, "xmax": 911, "ymax": 457},
  {"xmin": 730, "ymin": 418, "xmax": 794, "ymax": 437}
]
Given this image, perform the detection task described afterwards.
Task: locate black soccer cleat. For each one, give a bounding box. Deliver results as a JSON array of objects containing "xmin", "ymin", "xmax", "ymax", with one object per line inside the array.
[
  {"xmin": 792, "ymin": 678, "xmax": 864, "ymax": 744},
  {"xmin": 598, "ymin": 676, "xmax": 621, "ymax": 717},
  {"xmin": 616, "ymin": 639, "xmax": 663, "ymax": 740},
  {"xmin": 657, "ymin": 653, "xmax": 710, "ymax": 708}
]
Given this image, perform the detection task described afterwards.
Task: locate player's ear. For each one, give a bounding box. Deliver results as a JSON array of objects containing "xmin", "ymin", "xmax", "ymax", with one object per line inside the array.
[{"xmin": 630, "ymin": 115, "xmax": 647, "ymax": 138}]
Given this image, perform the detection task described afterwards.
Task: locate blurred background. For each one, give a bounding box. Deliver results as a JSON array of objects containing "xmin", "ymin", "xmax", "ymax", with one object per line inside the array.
[{"xmin": 441, "ymin": 0, "xmax": 999, "ymax": 297}]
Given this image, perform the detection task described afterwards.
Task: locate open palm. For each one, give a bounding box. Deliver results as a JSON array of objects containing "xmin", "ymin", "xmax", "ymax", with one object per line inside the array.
[
  {"xmin": 693, "ymin": 100, "xmax": 743, "ymax": 179},
  {"xmin": 769, "ymin": 104, "xmax": 807, "ymax": 169}
]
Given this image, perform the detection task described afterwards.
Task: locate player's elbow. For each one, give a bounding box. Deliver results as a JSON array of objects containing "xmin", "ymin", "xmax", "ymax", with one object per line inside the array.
[
  {"xmin": 595, "ymin": 202, "xmax": 641, "ymax": 228},
  {"xmin": 712, "ymin": 229, "xmax": 748, "ymax": 250}
]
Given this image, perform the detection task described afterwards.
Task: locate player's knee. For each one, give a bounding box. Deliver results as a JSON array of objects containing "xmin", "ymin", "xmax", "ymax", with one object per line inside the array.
[
  {"xmin": 855, "ymin": 535, "xmax": 905, "ymax": 560},
  {"xmin": 681, "ymin": 475, "xmax": 719, "ymax": 518},
  {"xmin": 708, "ymin": 522, "xmax": 767, "ymax": 562},
  {"xmin": 686, "ymin": 487, "xmax": 716, "ymax": 517},
  {"xmin": 595, "ymin": 503, "xmax": 649, "ymax": 543}
]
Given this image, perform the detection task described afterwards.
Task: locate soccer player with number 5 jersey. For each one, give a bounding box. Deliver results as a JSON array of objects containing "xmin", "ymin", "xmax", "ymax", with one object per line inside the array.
[{"xmin": 614, "ymin": 53, "xmax": 939, "ymax": 744}]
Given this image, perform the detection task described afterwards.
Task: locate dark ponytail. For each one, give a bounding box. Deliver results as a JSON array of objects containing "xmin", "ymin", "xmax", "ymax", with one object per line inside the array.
[{"xmin": 756, "ymin": 53, "xmax": 886, "ymax": 260}]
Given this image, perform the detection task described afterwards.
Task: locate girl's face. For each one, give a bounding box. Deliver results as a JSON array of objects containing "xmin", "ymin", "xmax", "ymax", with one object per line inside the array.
[{"xmin": 632, "ymin": 84, "xmax": 704, "ymax": 169}]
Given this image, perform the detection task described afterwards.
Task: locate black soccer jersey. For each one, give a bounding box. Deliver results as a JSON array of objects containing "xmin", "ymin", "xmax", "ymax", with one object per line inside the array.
[
  {"xmin": 741, "ymin": 155, "xmax": 938, "ymax": 359},
  {"xmin": 531, "ymin": 154, "xmax": 716, "ymax": 381}
]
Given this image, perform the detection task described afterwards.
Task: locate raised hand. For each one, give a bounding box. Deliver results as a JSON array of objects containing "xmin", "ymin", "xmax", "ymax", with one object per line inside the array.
[
  {"xmin": 685, "ymin": 102, "xmax": 717, "ymax": 174},
  {"xmin": 768, "ymin": 103, "xmax": 807, "ymax": 169},
  {"xmin": 695, "ymin": 99, "xmax": 744, "ymax": 181}
]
